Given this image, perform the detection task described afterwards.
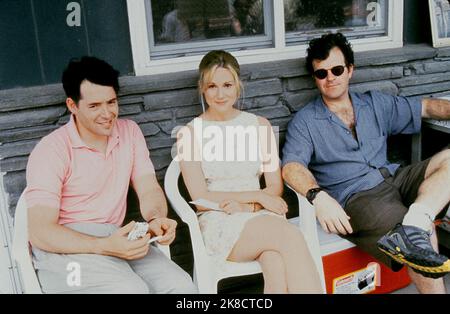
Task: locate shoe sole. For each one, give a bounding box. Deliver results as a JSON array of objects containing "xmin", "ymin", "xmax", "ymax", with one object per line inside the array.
[{"xmin": 378, "ymin": 245, "xmax": 450, "ymax": 277}]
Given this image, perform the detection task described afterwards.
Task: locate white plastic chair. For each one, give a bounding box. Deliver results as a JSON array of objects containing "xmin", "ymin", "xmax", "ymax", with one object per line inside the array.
[
  {"xmin": 11, "ymin": 191, "xmax": 170, "ymax": 294},
  {"xmin": 164, "ymin": 159, "xmax": 324, "ymax": 293},
  {"xmin": 12, "ymin": 192, "xmax": 42, "ymax": 294},
  {"xmin": 286, "ymin": 184, "xmax": 356, "ymax": 292}
]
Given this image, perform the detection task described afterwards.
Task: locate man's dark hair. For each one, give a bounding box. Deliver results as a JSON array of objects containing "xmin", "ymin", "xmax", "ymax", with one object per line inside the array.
[
  {"xmin": 62, "ymin": 56, "xmax": 120, "ymax": 103},
  {"xmin": 305, "ymin": 32, "xmax": 354, "ymax": 75}
]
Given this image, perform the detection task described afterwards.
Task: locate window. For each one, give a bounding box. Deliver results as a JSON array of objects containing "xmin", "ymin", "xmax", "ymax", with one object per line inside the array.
[
  {"xmin": 284, "ymin": 0, "xmax": 388, "ymax": 46},
  {"xmin": 126, "ymin": 0, "xmax": 403, "ymax": 75},
  {"xmin": 146, "ymin": 0, "xmax": 273, "ymax": 59}
]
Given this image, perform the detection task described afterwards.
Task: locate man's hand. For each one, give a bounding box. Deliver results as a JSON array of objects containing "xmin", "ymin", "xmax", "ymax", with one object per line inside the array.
[
  {"xmin": 314, "ymin": 192, "xmax": 353, "ymax": 235},
  {"xmin": 258, "ymin": 192, "xmax": 288, "ymax": 215},
  {"xmin": 103, "ymin": 221, "xmax": 151, "ymax": 260},
  {"xmin": 148, "ymin": 217, "xmax": 177, "ymax": 246}
]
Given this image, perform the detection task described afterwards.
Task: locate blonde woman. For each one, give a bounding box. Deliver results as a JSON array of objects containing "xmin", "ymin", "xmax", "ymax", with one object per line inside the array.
[{"xmin": 177, "ymin": 50, "xmax": 322, "ymax": 293}]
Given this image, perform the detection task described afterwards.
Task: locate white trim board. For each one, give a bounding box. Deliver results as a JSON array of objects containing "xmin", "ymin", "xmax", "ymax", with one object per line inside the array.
[
  {"xmin": 127, "ymin": 0, "xmax": 404, "ymax": 76},
  {"xmin": 0, "ymin": 173, "xmax": 21, "ymax": 294}
]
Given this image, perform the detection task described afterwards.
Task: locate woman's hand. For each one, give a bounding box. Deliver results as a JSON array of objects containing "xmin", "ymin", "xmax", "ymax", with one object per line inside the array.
[
  {"xmin": 220, "ymin": 200, "xmax": 250, "ymax": 214},
  {"xmin": 258, "ymin": 192, "xmax": 288, "ymax": 215}
]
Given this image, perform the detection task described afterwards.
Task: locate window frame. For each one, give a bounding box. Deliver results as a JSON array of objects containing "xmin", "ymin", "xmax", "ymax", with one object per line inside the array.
[{"xmin": 126, "ymin": 0, "xmax": 403, "ymax": 76}]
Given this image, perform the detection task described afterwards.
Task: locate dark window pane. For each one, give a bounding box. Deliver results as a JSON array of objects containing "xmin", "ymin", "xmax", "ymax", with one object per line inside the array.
[
  {"xmin": 151, "ymin": 0, "xmax": 265, "ymax": 44},
  {"xmin": 146, "ymin": 0, "xmax": 272, "ymax": 59},
  {"xmin": 0, "ymin": 0, "xmax": 43, "ymax": 90},
  {"xmin": 284, "ymin": 0, "xmax": 388, "ymax": 43}
]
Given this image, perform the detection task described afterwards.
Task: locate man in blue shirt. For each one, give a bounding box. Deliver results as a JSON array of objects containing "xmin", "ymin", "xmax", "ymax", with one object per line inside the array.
[{"xmin": 282, "ymin": 33, "xmax": 450, "ymax": 293}]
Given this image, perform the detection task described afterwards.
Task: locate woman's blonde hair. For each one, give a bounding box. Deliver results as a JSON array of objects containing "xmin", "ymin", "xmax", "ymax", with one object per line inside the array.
[{"xmin": 198, "ymin": 50, "xmax": 243, "ymax": 104}]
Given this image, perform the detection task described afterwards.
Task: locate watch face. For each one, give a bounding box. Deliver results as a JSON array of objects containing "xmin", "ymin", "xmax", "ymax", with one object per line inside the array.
[{"xmin": 307, "ymin": 188, "xmax": 321, "ymax": 204}]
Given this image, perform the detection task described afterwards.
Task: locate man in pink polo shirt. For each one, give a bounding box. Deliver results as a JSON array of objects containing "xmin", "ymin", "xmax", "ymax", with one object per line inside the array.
[{"xmin": 25, "ymin": 56, "xmax": 197, "ymax": 294}]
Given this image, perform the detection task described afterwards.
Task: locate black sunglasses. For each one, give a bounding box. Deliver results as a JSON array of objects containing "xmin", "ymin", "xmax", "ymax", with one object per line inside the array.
[{"xmin": 313, "ymin": 65, "xmax": 346, "ymax": 80}]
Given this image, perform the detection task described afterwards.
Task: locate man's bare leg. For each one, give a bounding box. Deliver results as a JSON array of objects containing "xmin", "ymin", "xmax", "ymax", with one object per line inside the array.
[{"xmin": 408, "ymin": 227, "xmax": 446, "ymax": 294}]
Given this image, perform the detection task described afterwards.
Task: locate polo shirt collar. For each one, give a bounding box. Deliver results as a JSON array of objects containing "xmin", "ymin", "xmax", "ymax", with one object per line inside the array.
[
  {"xmin": 106, "ymin": 122, "xmax": 120, "ymax": 156},
  {"xmin": 67, "ymin": 115, "xmax": 120, "ymax": 152},
  {"xmin": 68, "ymin": 115, "xmax": 87, "ymax": 149}
]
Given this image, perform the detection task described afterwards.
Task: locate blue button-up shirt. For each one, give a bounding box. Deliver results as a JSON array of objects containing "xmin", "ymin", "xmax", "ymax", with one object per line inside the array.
[{"xmin": 282, "ymin": 91, "xmax": 422, "ymax": 206}]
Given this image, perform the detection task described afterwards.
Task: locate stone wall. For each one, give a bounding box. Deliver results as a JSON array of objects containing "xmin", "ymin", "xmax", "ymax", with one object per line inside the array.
[{"xmin": 1, "ymin": 44, "xmax": 450, "ymax": 277}]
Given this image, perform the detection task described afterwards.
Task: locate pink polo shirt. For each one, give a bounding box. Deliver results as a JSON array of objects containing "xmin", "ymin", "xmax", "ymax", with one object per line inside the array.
[{"xmin": 25, "ymin": 116, "xmax": 155, "ymax": 226}]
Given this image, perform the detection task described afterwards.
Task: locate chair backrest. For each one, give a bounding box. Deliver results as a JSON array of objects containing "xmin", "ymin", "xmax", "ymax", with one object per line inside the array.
[
  {"xmin": 11, "ymin": 192, "xmax": 42, "ymax": 294},
  {"xmin": 164, "ymin": 159, "xmax": 213, "ymax": 273}
]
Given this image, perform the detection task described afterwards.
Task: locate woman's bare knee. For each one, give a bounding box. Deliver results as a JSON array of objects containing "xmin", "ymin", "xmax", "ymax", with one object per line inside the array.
[
  {"xmin": 228, "ymin": 215, "xmax": 300, "ymax": 260},
  {"xmin": 259, "ymin": 250, "xmax": 283, "ymax": 265}
]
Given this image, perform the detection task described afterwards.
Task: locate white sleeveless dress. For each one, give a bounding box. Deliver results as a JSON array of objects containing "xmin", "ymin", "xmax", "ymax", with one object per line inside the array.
[{"xmin": 187, "ymin": 111, "xmax": 284, "ymax": 266}]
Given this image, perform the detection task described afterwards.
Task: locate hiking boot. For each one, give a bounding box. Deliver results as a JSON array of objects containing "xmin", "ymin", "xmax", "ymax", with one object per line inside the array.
[{"xmin": 377, "ymin": 224, "xmax": 450, "ymax": 278}]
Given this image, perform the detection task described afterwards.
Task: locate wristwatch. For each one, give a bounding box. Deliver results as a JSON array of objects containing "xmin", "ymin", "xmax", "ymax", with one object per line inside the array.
[{"xmin": 306, "ymin": 187, "xmax": 323, "ymax": 205}]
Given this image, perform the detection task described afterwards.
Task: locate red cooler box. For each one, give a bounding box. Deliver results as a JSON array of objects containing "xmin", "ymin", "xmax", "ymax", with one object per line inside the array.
[{"xmin": 317, "ymin": 226, "xmax": 411, "ymax": 294}]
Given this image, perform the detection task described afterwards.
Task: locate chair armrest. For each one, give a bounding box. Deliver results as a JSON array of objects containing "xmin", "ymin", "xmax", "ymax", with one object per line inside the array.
[
  {"xmin": 165, "ymin": 185, "xmax": 210, "ymax": 261},
  {"xmin": 12, "ymin": 192, "xmax": 42, "ymax": 293},
  {"xmin": 164, "ymin": 160, "xmax": 215, "ymax": 291},
  {"xmin": 285, "ymin": 183, "xmax": 326, "ymax": 292}
]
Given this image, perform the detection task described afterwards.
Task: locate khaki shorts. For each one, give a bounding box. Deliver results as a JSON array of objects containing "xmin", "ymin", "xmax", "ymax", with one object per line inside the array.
[
  {"xmin": 343, "ymin": 159, "xmax": 435, "ymax": 271},
  {"xmin": 32, "ymin": 223, "xmax": 197, "ymax": 294}
]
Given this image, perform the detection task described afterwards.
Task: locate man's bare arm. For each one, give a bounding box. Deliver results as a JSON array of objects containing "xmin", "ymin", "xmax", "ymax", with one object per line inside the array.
[
  {"xmin": 132, "ymin": 173, "xmax": 168, "ymax": 222},
  {"xmin": 28, "ymin": 206, "xmax": 150, "ymax": 259},
  {"xmin": 29, "ymin": 205, "xmax": 103, "ymax": 254},
  {"xmin": 132, "ymin": 173, "xmax": 179, "ymax": 245},
  {"xmin": 282, "ymin": 162, "xmax": 319, "ymax": 196},
  {"xmin": 422, "ymin": 98, "xmax": 450, "ymax": 119}
]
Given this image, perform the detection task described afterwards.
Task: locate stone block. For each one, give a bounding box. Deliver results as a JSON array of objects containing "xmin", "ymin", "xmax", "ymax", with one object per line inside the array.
[
  {"xmin": 158, "ymin": 118, "xmax": 192, "ymax": 135},
  {"xmin": 119, "ymin": 104, "xmax": 142, "ymax": 116},
  {"xmin": 0, "ymin": 156, "xmax": 28, "ymax": 173},
  {"xmin": 0, "ymin": 139, "xmax": 39, "ymax": 159},
  {"xmin": 242, "ymin": 96, "xmax": 280, "ymax": 110},
  {"xmin": 285, "ymin": 90, "xmax": 319, "ymax": 112},
  {"xmin": 148, "ymin": 148, "xmax": 172, "ymax": 171},
  {"xmin": 144, "ymin": 89, "xmax": 199, "ymax": 110},
  {"xmin": 4, "ymin": 171, "xmax": 26, "ymax": 198},
  {"xmin": 0, "ymin": 107, "xmax": 66, "ymax": 131},
  {"xmin": 0, "ymin": 84, "xmax": 65, "ymax": 112},
  {"xmin": 139, "ymin": 122, "xmax": 160, "ymax": 137},
  {"xmin": 248, "ymin": 105, "xmax": 290, "ymax": 120},
  {"xmin": 245, "ymin": 59, "xmax": 307, "ymax": 80},
  {"xmin": 244, "ymin": 79, "xmax": 283, "ymax": 98},
  {"xmin": 350, "ymin": 81, "xmax": 398, "ymax": 95},
  {"xmin": 0, "ymin": 125, "xmax": 57, "ymax": 144},
  {"xmin": 119, "ymin": 71, "xmax": 197, "ymax": 95},
  {"xmin": 399, "ymin": 81, "xmax": 450, "ymax": 96},
  {"xmin": 351, "ymin": 66, "xmax": 403, "ymax": 84},
  {"xmin": 286, "ymin": 77, "xmax": 315, "ymax": 91},
  {"xmin": 147, "ymin": 135, "xmax": 175, "ymax": 150},
  {"xmin": 395, "ymin": 72, "xmax": 450, "ymax": 87},
  {"xmin": 175, "ymin": 105, "xmax": 203, "ymax": 119},
  {"xmin": 132, "ymin": 109, "xmax": 172, "ymax": 123}
]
